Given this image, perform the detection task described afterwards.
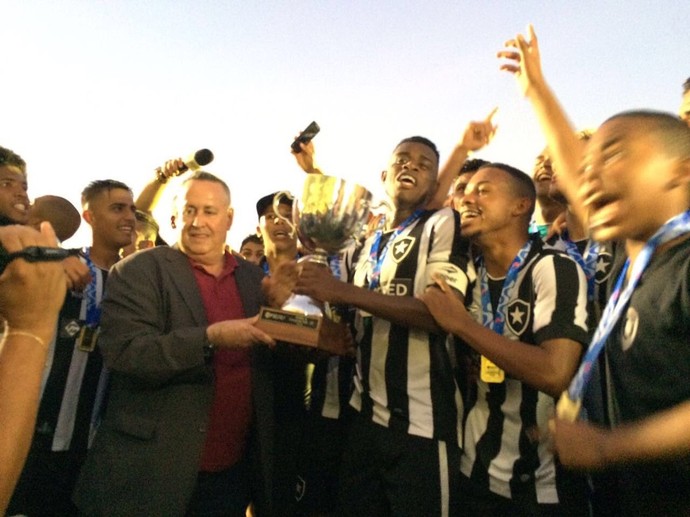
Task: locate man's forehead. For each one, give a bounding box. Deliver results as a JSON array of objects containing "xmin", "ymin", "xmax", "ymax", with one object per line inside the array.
[
  {"xmin": 0, "ymin": 164, "xmax": 26, "ymax": 179},
  {"xmin": 393, "ymin": 142, "xmax": 437, "ymax": 162}
]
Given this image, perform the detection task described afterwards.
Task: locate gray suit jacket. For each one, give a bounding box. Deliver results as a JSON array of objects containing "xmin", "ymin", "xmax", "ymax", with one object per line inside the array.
[{"xmin": 74, "ymin": 246, "xmax": 274, "ymax": 516}]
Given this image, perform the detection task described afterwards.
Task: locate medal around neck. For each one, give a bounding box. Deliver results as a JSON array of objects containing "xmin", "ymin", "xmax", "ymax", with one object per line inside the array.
[{"xmin": 256, "ymin": 174, "xmax": 372, "ymax": 349}]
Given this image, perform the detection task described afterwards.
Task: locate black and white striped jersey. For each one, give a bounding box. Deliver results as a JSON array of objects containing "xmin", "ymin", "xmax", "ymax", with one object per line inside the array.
[
  {"xmin": 34, "ymin": 260, "xmax": 109, "ymax": 453},
  {"xmin": 350, "ymin": 207, "xmax": 474, "ymax": 443},
  {"xmin": 461, "ymin": 239, "xmax": 588, "ymax": 504}
]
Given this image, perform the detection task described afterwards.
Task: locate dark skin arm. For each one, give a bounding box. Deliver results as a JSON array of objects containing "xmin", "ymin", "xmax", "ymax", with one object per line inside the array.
[
  {"xmin": 293, "ymin": 261, "xmax": 451, "ymax": 334},
  {"xmin": 419, "ymin": 275, "xmax": 582, "ymax": 398}
]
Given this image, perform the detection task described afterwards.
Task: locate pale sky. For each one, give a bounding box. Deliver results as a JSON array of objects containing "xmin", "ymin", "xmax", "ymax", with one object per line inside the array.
[{"xmin": 2, "ymin": 0, "xmax": 688, "ymax": 248}]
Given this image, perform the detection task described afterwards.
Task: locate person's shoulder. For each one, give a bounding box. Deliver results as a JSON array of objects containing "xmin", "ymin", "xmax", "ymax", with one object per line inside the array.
[{"xmin": 115, "ymin": 245, "xmax": 183, "ymax": 272}]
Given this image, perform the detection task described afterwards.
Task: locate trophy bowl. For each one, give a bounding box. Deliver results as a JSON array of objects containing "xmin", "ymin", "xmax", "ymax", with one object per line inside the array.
[
  {"xmin": 256, "ymin": 175, "xmax": 372, "ymax": 348},
  {"xmin": 292, "ymin": 174, "xmax": 373, "ymax": 265}
]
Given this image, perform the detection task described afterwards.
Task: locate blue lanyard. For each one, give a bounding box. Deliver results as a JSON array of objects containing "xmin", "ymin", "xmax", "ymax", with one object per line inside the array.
[
  {"xmin": 83, "ymin": 248, "xmax": 101, "ymax": 327},
  {"xmin": 560, "ymin": 231, "xmax": 601, "ymax": 300},
  {"xmin": 479, "ymin": 239, "xmax": 533, "ymax": 335},
  {"xmin": 368, "ymin": 209, "xmax": 424, "ymax": 291},
  {"xmin": 566, "ymin": 210, "xmax": 690, "ymax": 405}
]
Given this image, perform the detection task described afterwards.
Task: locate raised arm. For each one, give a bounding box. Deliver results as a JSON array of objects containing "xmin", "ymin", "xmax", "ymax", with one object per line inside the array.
[
  {"xmin": 0, "ymin": 223, "xmax": 66, "ymax": 513},
  {"xmin": 498, "ymin": 25, "xmax": 588, "ymax": 225},
  {"xmin": 428, "ymin": 108, "xmax": 498, "ymax": 210}
]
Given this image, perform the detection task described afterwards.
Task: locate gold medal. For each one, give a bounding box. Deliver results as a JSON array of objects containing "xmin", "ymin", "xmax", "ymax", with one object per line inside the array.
[
  {"xmin": 76, "ymin": 326, "xmax": 100, "ymax": 353},
  {"xmin": 556, "ymin": 392, "xmax": 582, "ymax": 422},
  {"xmin": 480, "ymin": 355, "xmax": 505, "ymax": 383}
]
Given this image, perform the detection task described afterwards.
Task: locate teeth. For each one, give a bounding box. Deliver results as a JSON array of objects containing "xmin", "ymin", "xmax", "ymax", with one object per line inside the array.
[
  {"xmin": 13, "ymin": 203, "xmax": 27, "ymax": 211},
  {"xmin": 399, "ymin": 174, "xmax": 416, "ymax": 185}
]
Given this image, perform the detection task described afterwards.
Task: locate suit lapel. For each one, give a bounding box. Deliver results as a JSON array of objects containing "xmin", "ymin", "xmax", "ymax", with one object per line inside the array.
[{"xmin": 166, "ymin": 248, "xmax": 207, "ymax": 326}]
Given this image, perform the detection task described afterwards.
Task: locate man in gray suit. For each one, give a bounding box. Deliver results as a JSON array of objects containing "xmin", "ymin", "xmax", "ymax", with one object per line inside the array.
[{"xmin": 74, "ymin": 171, "xmax": 276, "ymax": 516}]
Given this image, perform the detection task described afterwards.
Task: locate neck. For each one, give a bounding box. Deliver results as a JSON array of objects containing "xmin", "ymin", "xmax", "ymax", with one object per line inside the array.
[
  {"xmin": 565, "ymin": 208, "xmax": 587, "ymax": 241},
  {"xmin": 479, "ymin": 231, "xmax": 530, "ymax": 278},
  {"xmin": 184, "ymin": 247, "xmax": 226, "ymax": 276},
  {"xmin": 536, "ymin": 198, "xmax": 564, "ymax": 225},
  {"xmin": 264, "ymin": 244, "xmax": 298, "ymax": 272},
  {"xmin": 389, "ymin": 206, "xmax": 421, "ymax": 230},
  {"xmin": 88, "ymin": 243, "xmax": 121, "ymax": 270}
]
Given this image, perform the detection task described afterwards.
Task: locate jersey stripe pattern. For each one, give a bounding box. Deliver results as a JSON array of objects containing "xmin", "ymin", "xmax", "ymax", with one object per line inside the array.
[
  {"xmin": 35, "ymin": 260, "xmax": 108, "ymax": 453},
  {"xmin": 461, "ymin": 240, "xmax": 588, "ymax": 504},
  {"xmin": 350, "ymin": 207, "xmax": 474, "ymax": 443}
]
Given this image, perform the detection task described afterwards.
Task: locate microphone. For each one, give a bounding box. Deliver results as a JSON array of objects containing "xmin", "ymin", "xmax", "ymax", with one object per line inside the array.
[
  {"xmin": 181, "ymin": 148, "xmax": 214, "ymax": 172},
  {"xmin": 156, "ymin": 149, "xmax": 214, "ymax": 183}
]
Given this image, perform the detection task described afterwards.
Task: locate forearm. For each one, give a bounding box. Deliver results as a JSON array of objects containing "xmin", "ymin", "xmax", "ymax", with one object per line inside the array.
[
  {"xmin": 601, "ymin": 401, "xmax": 690, "ymax": 465},
  {"xmin": 428, "ymin": 145, "xmax": 469, "ymax": 209},
  {"xmin": 134, "ymin": 178, "xmax": 166, "ymax": 214},
  {"xmin": 0, "ymin": 331, "xmax": 53, "ymax": 512},
  {"xmin": 449, "ymin": 312, "xmax": 576, "ymax": 397},
  {"xmin": 334, "ymin": 282, "xmax": 442, "ymax": 333},
  {"xmin": 526, "ymin": 80, "xmax": 587, "ymax": 224}
]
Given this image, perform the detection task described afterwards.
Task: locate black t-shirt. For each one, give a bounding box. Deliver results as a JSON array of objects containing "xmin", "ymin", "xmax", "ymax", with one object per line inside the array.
[{"xmin": 605, "ymin": 236, "xmax": 690, "ymax": 514}]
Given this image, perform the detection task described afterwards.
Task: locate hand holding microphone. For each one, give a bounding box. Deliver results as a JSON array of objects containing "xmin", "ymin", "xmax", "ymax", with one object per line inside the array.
[{"xmin": 155, "ymin": 149, "xmax": 214, "ymax": 184}]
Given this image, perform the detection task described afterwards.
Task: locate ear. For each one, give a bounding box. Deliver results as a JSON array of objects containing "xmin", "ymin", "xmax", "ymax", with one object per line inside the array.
[
  {"xmin": 82, "ymin": 209, "xmax": 93, "ymax": 226},
  {"xmin": 170, "ymin": 215, "xmax": 177, "ymax": 230},
  {"xmin": 226, "ymin": 207, "xmax": 234, "ymax": 231},
  {"xmin": 512, "ymin": 197, "xmax": 533, "ymax": 218},
  {"xmin": 666, "ymin": 156, "xmax": 690, "ymax": 190},
  {"xmin": 380, "ymin": 169, "xmax": 387, "ymax": 183},
  {"xmin": 255, "ymin": 224, "xmax": 262, "ymax": 238}
]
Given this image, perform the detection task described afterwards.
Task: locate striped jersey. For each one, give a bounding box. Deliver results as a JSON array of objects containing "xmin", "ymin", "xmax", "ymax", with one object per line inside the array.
[
  {"xmin": 34, "ymin": 253, "xmax": 109, "ymax": 452},
  {"xmin": 350, "ymin": 207, "xmax": 474, "ymax": 443},
  {"xmin": 461, "ymin": 239, "xmax": 588, "ymax": 504}
]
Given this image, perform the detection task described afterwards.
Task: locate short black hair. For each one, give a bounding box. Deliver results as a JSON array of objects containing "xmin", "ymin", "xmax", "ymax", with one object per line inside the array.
[
  {"xmin": 605, "ymin": 110, "xmax": 690, "ymax": 159},
  {"xmin": 182, "ymin": 171, "xmax": 231, "ymax": 204},
  {"xmin": 0, "ymin": 146, "xmax": 26, "ymax": 174},
  {"xmin": 479, "ymin": 162, "xmax": 536, "ymax": 217},
  {"xmin": 394, "ymin": 136, "xmax": 440, "ymax": 162},
  {"xmin": 683, "ymin": 77, "xmax": 690, "ymax": 94},
  {"xmin": 460, "ymin": 158, "xmax": 490, "ymax": 174},
  {"xmin": 241, "ymin": 234, "xmax": 263, "ymax": 248},
  {"xmin": 81, "ymin": 179, "xmax": 132, "ymax": 208}
]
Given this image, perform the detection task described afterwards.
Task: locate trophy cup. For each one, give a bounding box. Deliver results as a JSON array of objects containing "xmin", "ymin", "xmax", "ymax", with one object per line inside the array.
[{"xmin": 256, "ymin": 174, "xmax": 373, "ymax": 348}]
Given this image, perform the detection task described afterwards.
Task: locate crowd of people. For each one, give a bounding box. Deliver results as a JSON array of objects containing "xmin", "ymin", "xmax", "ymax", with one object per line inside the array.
[{"xmin": 0, "ymin": 26, "xmax": 689, "ymax": 517}]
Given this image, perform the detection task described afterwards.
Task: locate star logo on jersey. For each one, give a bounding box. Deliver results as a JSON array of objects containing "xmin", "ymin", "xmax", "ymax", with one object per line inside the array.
[
  {"xmin": 391, "ymin": 236, "xmax": 415, "ymax": 263},
  {"xmin": 620, "ymin": 306, "xmax": 639, "ymax": 351},
  {"xmin": 595, "ymin": 250, "xmax": 613, "ymax": 284},
  {"xmin": 506, "ymin": 299, "xmax": 530, "ymax": 336}
]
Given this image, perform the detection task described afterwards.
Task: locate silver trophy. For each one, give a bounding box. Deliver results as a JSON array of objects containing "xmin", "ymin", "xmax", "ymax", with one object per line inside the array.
[{"xmin": 256, "ymin": 174, "xmax": 373, "ymax": 347}]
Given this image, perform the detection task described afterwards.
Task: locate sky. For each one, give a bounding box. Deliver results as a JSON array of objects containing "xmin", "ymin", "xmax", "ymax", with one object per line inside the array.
[{"xmin": 2, "ymin": 0, "xmax": 688, "ymax": 249}]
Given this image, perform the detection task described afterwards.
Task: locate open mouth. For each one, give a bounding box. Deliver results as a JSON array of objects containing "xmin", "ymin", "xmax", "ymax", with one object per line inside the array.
[
  {"xmin": 397, "ymin": 173, "xmax": 417, "ymax": 187},
  {"xmin": 272, "ymin": 229, "xmax": 290, "ymax": 239},
  {"xmin": 13, "ymin": 202, "xmax": 28, "ymax": 213},
  {"xmin": 460, "ymin": 208, "xmax": 481, "ymax": 222}
]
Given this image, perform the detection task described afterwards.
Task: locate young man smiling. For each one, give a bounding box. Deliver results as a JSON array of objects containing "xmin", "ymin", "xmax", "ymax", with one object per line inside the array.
[{"xmin": 294, "ymin": 136, "xmax": 472, "ymax": 516}]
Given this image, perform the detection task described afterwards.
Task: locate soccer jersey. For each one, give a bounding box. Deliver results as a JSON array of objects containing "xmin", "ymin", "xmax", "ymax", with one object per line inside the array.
[
  {"xmin": 603, "ymin": 237, "xmax": 690, "ymax": 513},
  {"xmin": 350, "ymin": 207, "xmax": 473, "ymax": 443},
  {"xmin": 461, "ymin": 238, "xmax": 588, "ymax": 504}
]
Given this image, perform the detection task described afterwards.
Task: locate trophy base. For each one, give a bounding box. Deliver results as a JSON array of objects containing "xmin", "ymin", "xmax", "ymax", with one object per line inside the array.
[{"xmin": 256, "ymin": 306, "xmax": 322, "ymax": 348}]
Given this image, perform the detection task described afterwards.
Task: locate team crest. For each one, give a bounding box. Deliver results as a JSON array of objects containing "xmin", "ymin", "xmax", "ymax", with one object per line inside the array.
[
  {"xmin": 506, "ymin": 299, "xmax": 530, "ymax": 336},
  {"xmin": 595, "ymin": 249, "xmax": 613, "ymax": 284},
  {"xmin": 391, "ymin": 236, "xmax": 415, "ymax": 263},
  {"xmin": 60, "ymin": 318, "xmax": 82, "ymax": 339}
]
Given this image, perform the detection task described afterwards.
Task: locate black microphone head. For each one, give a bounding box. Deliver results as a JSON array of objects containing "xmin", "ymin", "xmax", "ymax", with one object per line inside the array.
[{"xmin": 194, "ymin": 149, "xmax": 214, "ymax": 167}]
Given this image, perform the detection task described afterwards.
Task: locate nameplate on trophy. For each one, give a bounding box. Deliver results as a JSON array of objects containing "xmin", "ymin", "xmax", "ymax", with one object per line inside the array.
[{"xmin": 256, "ymin": 307, "xmax": 322, "ymax": 347}]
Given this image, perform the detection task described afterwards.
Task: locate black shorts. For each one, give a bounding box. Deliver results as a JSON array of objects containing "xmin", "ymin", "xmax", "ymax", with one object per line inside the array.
[{"xmin": 336, "ymin": 413, "xmax": 461, "ymax": 517}]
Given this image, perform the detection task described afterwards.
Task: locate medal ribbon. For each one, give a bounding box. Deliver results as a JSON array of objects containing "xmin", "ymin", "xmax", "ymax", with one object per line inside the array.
[
  {"xmin": 565, "ymin": 210, "xmax": 690, "ymax": 406},
  {"xmin": 368, "ymin": 209, "xmax": 424, "ymax": 291},
  {"xmin": 83, "ymin": 248, "xmax": 101, "ymax": 327},
  {"xmin": 560, "ymin": 230, "xmax": 601, "ymax": 300},
  {"xmin": 479, "ymin": 239, "xmax": 533, "ymax": 334}
]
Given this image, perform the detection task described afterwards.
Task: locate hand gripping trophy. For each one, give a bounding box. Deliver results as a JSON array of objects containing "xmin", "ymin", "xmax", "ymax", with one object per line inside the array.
[{"xmin": 256, "ymin": 174, "xmax": 372, "ymax": 348}]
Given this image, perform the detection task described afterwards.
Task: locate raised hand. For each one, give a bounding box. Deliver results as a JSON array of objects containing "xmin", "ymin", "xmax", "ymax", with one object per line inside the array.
[
  {"xmin": 497, "ymin": 24, "xmax": 545, "ymax": 98},
  {"xmin": 460, "ymin": 107, "xmax": 499, "ymax": 152}
]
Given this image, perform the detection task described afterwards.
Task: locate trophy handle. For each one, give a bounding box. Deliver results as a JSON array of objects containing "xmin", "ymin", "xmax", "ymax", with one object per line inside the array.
[{"xmin": 272, "ymin": 190, "xmax": 296, "ymax": 239}]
